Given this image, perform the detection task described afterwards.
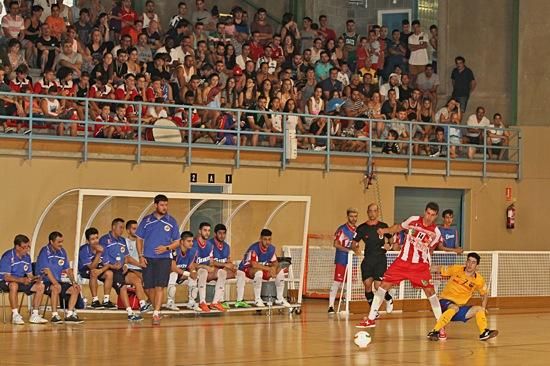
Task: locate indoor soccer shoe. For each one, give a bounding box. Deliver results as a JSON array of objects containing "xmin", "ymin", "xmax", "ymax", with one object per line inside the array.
[
  {"xmin": 29, "ymin": 314, "xmax": 48, "ymax": 324},
  {"xmin": 328, "ymin": 306, "xmax": 335, "ymax": 314},
  {"xmin": 152, "ymin": 314, "xmax": 161, "ymax": 326},
  {"xmin": 209, "ymin": 303, "xmax": 227, "ymax": 312},
  {"xmin": 140, "ymin": 302, "xmax": 153, "ymax": 313},
  {"xmin": 355, "ymin": 318, "xmax": 376, "ymax": 328},
  {"xmin": 65, "ymin": 314, "xmax": 84, "ymax": 324},
  {"xmin": 51, "ymin": 315, "xmax": 63, "ymax": 324},
  {"xmin": 439, "ymin": 327, "xmax": 447, "ymax": 340},
  {"xmin": 427, "ymin": 330, "xmax": 440, "ymax": 341},
  {"xmin": 102, "ymin": 300, "xmax": 117, "ymax": 309},
  {"xmin": 128, "ymin": 313, "xmax": 143, "ymax": 322},
  {"xmin": 234, "ymin": 300, "xmax": 251, "ymax": 308},
  {"xmin": 198, "ymin": 302, "xmax": 211, "ymax": 312},
  {"xmin": 221, "ymin": 302, "xmax": 230, "ymax": 309},
  {"xmin": 12, "ymin": 313, "xmax": 25, "ymax": 325},
  {"xmin": 165, "ymin": 302, "xmax": 180, "ymax": 311},
  {"xmin": 385, "ymin": 298, "xmax": 394, "ymax": 314},
  {"xmin": 479, "ymin": 329, "xmax": 499, "ymax": 341},
  {"xmin": 254, "ymin": 299, "xmax": 266, "ymax": 308},
  {"xmin": 90, "ymin": 300, "xmax": 103, "ymax": 309}
]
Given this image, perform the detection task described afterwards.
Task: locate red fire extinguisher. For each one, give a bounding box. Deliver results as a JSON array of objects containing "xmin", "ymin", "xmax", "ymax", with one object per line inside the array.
[{"xmin": 506, "ymin": 204, "xmax": 515, "ymax": 229}]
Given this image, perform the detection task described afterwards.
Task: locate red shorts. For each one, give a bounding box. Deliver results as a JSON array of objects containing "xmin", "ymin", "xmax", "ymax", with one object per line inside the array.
[
  {"xmin": 244, "ymin": 267, "xmax": 271, "ymax": 281},
  {"xmin": 383, "ymin": 258, "xmax": 433, "ymax": 289},
  {"xmin": 334, "ymin": 264, "xmax": 346, "ymax": 282}
]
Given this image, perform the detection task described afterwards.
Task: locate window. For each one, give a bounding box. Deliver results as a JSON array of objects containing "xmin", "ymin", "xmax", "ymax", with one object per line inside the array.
[{"xmin": 189, "ymin": 184, "xmax": 231, "ymax": 235}]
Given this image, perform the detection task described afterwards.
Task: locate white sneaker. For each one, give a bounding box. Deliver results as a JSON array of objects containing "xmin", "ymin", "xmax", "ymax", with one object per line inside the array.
[
  {"xmin": 12, "ymin": 313, "xmax": 25, "ymax": 325},
  {"xmin": 254, "ymin": 299, "xmax": 266, "ymax": 308},
  {"xmin": 185, "ymin": 301, "xmax": 197, "ymax": 310},
  {"xmin": 275, "ymin": 299, "xmax": 292, "ymax": 308},
  {"xmin": 165, "ymin": 302, "xmax": 180, "ymax": 311},
  {"xmin": 29, "ymin": 313, "xmax": 48, "ymax": 324},
  {"xmin": 385, "ymin": 298, "xmax": 394, "ymax": 314}
]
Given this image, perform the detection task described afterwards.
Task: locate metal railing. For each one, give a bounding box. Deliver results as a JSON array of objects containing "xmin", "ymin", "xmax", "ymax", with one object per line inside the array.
[{"xmin": 0, "ymin": 91, "xmax": 521, "ymax": 178}]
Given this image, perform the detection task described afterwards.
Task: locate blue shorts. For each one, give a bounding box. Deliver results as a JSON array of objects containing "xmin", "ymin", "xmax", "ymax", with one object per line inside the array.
[{"xmin": 440, "ymin": 299, "xmax": 472, "ymax": 322}]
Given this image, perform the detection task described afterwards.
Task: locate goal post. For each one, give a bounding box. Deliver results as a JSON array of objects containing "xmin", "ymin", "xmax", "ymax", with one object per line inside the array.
[{"xmin": 30, "ymin": 189, "xmax": 311, "ymax": 305}]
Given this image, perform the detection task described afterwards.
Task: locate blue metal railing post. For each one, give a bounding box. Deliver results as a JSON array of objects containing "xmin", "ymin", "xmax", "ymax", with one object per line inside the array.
[
  {"xmin": 445, "ymin": 125, "xmax": 451, "ymax": 176},
  {"xmin": 83, "ymin": 98, "xmax": 89, "ymax": 162},
  {"xmin": 282, "ymin": 115, "xmax": 287, "ymax": 170},
  {"xmin": 27, "ymin": 95, "xmax": 33, "ymax": 160},
  {"xmin": 136, "ymin": 101, "xmax": 142, "ymax": 164},
  {"xmin": 326, "ymin": 117, "xmax": 331, "ymax": 172},
  {"xmin": 236, "ymin": 110, "xmax": 241, "ymax": 168},
  {"xmin": 187, "ymin": 106, "xmax": 192, "ymax": 166},
  {"xmin": 407, "ymin": 122, "xmax": 413, "ymax": 175},
  {"xmin": 368, "ymin": 117, "xmax": 373, "ymax": 161}
]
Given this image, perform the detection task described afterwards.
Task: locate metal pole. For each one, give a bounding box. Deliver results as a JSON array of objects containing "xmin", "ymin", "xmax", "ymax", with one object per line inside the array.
[
  {"xmin": 236, "ymin": 110, "xmax": 241, "ymax": 168},
  {"xmin": 83, "ymin": 98, "xmax": 89, "ymax": 162},
  {"xmin": 27, "ymin": 95, "xmax": 33, "ymax": 160},
  {"xmin": 136, "ymin": 101, "xmax": 142, "ymax": 164},
  {"xmin": 326, "ymin": 117, "xmax": 331, "ymax": 172}
]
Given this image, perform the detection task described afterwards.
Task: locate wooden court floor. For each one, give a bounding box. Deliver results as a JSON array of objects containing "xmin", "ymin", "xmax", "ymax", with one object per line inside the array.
[{"xmin": 0, "ymin": 300, "xmax": 548, "ymax": 366}]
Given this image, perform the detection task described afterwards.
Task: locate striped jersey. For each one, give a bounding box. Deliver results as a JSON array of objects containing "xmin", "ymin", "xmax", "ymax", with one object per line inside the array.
[{"xmin": 398, "ymin": 216, "xmax": 441, "ymax": 264}]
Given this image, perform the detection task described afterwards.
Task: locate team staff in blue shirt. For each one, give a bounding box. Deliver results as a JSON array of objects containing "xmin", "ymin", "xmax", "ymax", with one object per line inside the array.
[
  {"xmin": 0, "ymin": 235, "xmax": 48, "ymax": 325},
  {"xmin": 136, "ymin": 194, "xmax": 180, "ymax": 325},
  {"xmin": 36, "ymin": 231, "xmax": 84, "ymax": 324}
]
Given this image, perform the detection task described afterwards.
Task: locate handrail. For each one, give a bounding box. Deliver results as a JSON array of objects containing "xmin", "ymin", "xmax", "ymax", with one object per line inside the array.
[{"xmin": 0, "ymin": 90, "xmax": 521, "ymax": 178}]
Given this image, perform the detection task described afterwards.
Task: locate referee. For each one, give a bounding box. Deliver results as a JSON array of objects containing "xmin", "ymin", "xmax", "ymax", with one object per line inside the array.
[
  {"xmin": 136, "ymin": 194, "xmax": 180, "ymax": 325},
  {"xmin": 352, "ymin": 203, "xmax": 394, "ymax": 313}
]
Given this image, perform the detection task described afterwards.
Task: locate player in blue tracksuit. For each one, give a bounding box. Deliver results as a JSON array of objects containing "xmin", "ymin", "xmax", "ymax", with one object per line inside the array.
[
  {"xmin": 166, "ymin": 231, "xmax": 199, "ymax": 311},
  {"xmin": 207, "ymin": 224, "xmax": 239, "ymax": 309},
  {"xmin": 328, "ymin": 208, "xmax": 358, "ymax": 313},
  {"xmin": 237, "ymin": 228, "xmax": 291, "ymax": 308}
]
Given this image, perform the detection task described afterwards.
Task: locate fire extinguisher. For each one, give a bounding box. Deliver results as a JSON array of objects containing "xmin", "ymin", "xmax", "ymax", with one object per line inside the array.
[{"xmin": 506, "ymin": 204, "xmax": 516, "ymax": 229}]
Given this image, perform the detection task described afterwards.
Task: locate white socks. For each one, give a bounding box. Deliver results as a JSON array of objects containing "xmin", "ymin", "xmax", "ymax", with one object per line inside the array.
[
  {"xmin": 188, "ymin": 278, "xmax": 198, "ymax": 303},
  {"xmin": 197, "ymin": 268, "xmax": 208, "ymax": 303},
  {"xmin": 253, "ymin": 271, "xmax": 263, "ymax": 301},
  {"xmin": 275, "ymin": 270, "xmax": 285, "ymax": 301},
  {"xmin": 212, "ymin": 269, "xmax": 227, "ymax": 303},
  {"xmin": 368, "ymin": 287, "xmax": 386, "ymax": 321},
  {"xmin": 329, "ymin": 281, "xmax": 341, "ymax": 308},
  {"xmin": 167, "ymin": 272, "xmax": 178, "ymax": 304},
  {"xmin": 428, "ymin": 294, "xmax": 442, "ymax": 320},
  {"xmin": 236, "ymin": 270, "xmax": 246, "ymax": 301}
]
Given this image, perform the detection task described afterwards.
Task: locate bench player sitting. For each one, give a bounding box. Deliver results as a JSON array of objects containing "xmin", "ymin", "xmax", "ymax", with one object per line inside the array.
[
  {"xmin": 192, "ymin": 222, "xmax": 219, "ymax": 312},
  {"xmin": 166, "ymin": 231, "xmax": 199, "ymax": 311},
  {"xmin": 0, "ymin": 234, "xmax": 48, "ymax": 325},
  {"xmin": 427, "ymin": 252, "xmax": 498, "ymax": 341},
  {"xmin": 99, "ymin": 218, "xmax": 143, "ymax": 322},
  {"xmin": 206, "ymin": 224, "xmax": 238, "ymax": 309},
  {"xmin": 237, "ymin": 229, "xmax": 291, "ymax": 308},
  {"xmin": 78, "ymin": 227, "xmax": 116, "ymax": 309}
]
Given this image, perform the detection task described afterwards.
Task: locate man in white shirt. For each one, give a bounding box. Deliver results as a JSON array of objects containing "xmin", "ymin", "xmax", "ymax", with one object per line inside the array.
[
  {"xmin": 408, "ymin": 20, "xmax": 429, "ymax": 82},
  {"xmin": 236, "ymin": 43, "xmax": 252, "ymax": 70},
  {"xmin": 465, "ymin": 106, "xmax": 491, "ymax": 159},
  {"xmin": 487, "ymin": 113, "xmax": 510, "ymax": 160},
  {"xmin": 1, "ymin": 1, "xmax": 25, "ymax": 40},
  {"xmin": 256, "ymin": 45, "xmax": 277, "ymax": 75},
  {"xmin": 379, "ymin": 73, "xmax": 400, "ymax": 102}
]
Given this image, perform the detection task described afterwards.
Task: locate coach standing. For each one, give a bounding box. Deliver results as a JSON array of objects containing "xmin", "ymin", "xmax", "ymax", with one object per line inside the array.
[{"xmin": 137, "ymin": 194, "xmax": 180, "ymax": 325}]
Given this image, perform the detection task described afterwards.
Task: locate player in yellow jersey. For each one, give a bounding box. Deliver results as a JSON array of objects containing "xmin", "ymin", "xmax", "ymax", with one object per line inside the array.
[{"xmin": 427, "ymin": 252, "xmax": 499, "ymax": 341}]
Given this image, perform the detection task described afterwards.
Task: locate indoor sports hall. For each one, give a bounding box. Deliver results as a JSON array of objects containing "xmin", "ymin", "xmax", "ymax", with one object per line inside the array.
[{"xmin": 0, "ymin": 0, "xmax": 548, "ymax": 365}]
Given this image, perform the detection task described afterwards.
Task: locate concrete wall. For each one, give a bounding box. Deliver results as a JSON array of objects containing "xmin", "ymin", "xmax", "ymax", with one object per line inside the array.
[{"xmin": 517, "ymin": 0, "xmax": 550, "ymax": 125}]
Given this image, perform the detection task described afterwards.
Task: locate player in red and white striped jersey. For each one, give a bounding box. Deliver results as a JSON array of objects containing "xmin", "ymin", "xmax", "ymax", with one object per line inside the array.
[{"xmin": 356, "ymin": 202, "xmax": 444, "ymax": 329}]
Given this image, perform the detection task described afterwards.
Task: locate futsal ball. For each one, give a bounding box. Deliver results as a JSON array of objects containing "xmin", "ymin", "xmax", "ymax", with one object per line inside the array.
[{"xmin": 354, "ymin": 331, "xmax": 372, "ymax": 348}]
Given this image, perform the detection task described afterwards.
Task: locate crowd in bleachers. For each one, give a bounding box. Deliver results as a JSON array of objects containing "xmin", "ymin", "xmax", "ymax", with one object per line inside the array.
[{"xmin": 0, "ymin": 0, "xmax": 510, "ymax": 159}]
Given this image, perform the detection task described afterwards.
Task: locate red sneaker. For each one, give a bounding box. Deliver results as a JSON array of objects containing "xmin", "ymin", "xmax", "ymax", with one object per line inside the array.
[
  {"xmin": 209, "ymin": 302, "xmax": 227, "ymax": 312},
  {"xmin": 355, "ymin": 318, "xmax": 376, "ymax": 328},
  {"xmin": 198, "ymin": 302, "xmax": 211, "ymax": 313},
  {"xmin": 439, "ymin": 327, "xmax": 447, "ymax": 340}
]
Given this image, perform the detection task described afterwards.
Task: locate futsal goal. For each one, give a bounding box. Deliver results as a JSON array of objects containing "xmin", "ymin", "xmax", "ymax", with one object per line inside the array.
[{"xmin": 29, "ymin": 189, "xmax": 311, "ymax": 308}]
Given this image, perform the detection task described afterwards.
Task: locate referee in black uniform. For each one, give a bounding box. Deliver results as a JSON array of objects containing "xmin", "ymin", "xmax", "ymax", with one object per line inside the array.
[{"xmin": 352, "ymin": 203, "xmax": 395, "ymax": 313}]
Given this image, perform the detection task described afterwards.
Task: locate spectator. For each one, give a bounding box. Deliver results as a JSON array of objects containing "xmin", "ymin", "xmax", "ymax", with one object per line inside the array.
[
  {"xmin": 314, "ymin": 51, "xmax": 332, "ymax": 82},
  {"xmin": 342, "ymin": 19, "xmax": 359, "ymax": 70},
  {"xmin": 487, "ymin": 113, "xmax": 510, "ymax": 160},
  {"xmin": 280, "ymin": 12, "xmax": 301, "ymax": 43},
  {"xmin": 191, "ymin": 0, "xmax": 211, "ymax": 26},
  {"xmin": 416, "ymin": 64, "xmax": 439, "ymax": 107},
  {"xmin": 56, "ymin": 40, "xmax": 83, "ymax": 79},
  {"xmin": 382, "ymin": 129, "xmax": 400, "ymax": 154},
  {"xmin": 465, "ymin": 106, "xmax": 490, "ymax": 159},
  {"xmin": 428, "ymin": 126, "xmax": 447, "ymax": 157},
  {"xmin": 367, "ymin": 30, "xmax": 381, "ymax": 71},
  {"xmin": 2, "ymin": 1, "xmax": 25, "ymax": 40},
  {"xmin": 34, "ymin": 0, "xmax": 53, "ymax": 22},
  {"xmin": 249, "ymin": 32, "xmax": 264, "ymax": 62},
  {"xmin": 74, "ymin": 8, "xmax": 93, "ymax": 47},
  {"xmin": 282, "ymin": 34, "xmax": 296, "ymax": 61},
  {"xmin": 317, "ymin": 14, "xmax": 336, "ymax": 42},
  {"xmin": 383, "ymin": 29, "xmax": 407, "ymax": 80},
  {"xmin": 400, "ymin": 19, "xmax": 412, "ymax": 47},
  {"xmin": 45, "ymin": 3, "xmax": 66, "ymax": 40},
  {"xmin": 356, "ymin": 37, "xmax": 369, "ymax": 71},
  {"xmin": 319, "ymin": 67, "xmax": 343, "ymax": 100},
  {"xmin": 389, "ymin": 106, "xmax": 410, "ymax": 152},
  {"xmin": 169, "ymin": 2, "xmax": 190, "ymax": 30},
  {"xmin": 399, "ymin": 74, "xmax": 413, "ymax": 102},
  {"xmin": 448, "ymin": 111, "xmax": 462, "ymax": 158},
  {"xmin": 250, "ymin": 8, "xmax": 273, "ymax": 45},
  {"xmin": 408, "ymin": 20, "xmax": 429, "ymax": 82},
  {"xmin": 435, "ymin": 98, "xmax": 460, "ymax": 124},
  {"xmin": 142, "ymin": 0, "xmax": 160, "ymax": 31},
  {"xmin": 22, "ymin": 5, "xmax": 44, "ymax": 65},
  {"xmin": 301, "ymin": 16, "xmax": 315, "ymax": 53},
  {"xmin": 381, "ymin": 88, "xmax": 398, "ymax": 120},
  {"xmin": 36, "ymin": 23, "xmax": 60, "ymax": 73},
  {"xmin": 6, "ymin": 39, "xmax": 27, "ymax": 77},
  {"xmin": 40, "ymin": 85, "xmax": 78, "ymax": 136},
  {"xmin": 380, "ymin": 73, "xmax": 400, "ymax": 101},
  {"xmin": 451, "ymin": 56, "xmax": 476, "ymax": 112}
]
